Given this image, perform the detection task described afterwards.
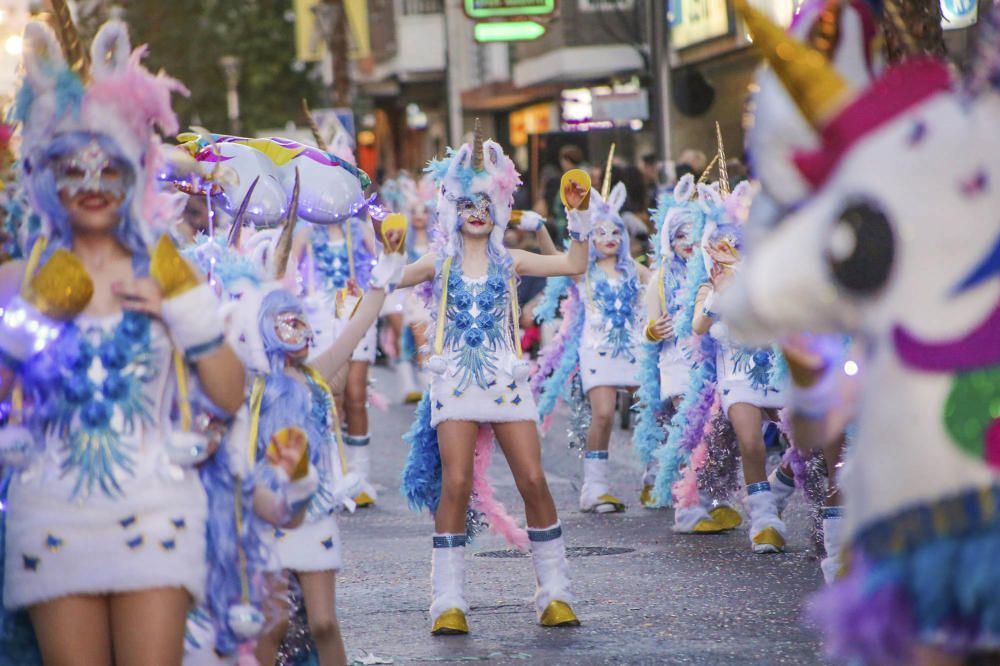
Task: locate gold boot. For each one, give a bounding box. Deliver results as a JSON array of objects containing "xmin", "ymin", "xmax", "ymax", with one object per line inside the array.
[
  {"xmin": 431, "ymin": 608, "xmax": 469, "ymax": 635},
  {"xmin": 540, "ymin": 601, "xmax": 580, "ymax": 627},
  {"xmin": 752, "ymin": 527, "xmax": 786, "ymax": 554}
]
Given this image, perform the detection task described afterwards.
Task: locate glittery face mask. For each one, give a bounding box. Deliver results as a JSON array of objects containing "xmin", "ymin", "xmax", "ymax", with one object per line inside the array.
[
  {"xmin": 671, "ymin": 224, "xmax": 694, "ymax": 257},
  {"xmin": 707, "ymin": 235, "xmax": 741, "ymax": 265},
  {"xmin": 52, "ymin": 141, "xmax": 131, "ymax": 198},
  {"xmin": 274, "ymin": 311, "xmax": 314, "ymax": 352},
  {"xmin": 593, "ymin": 222, "xmax": 622, "ymax": 246},
  {"xmin": 454, "ymin": 194, "xmax": 492, "ymax": 225}
]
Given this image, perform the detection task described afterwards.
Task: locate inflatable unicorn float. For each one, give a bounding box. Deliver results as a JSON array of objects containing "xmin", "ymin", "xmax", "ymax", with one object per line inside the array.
[{"xmin": 723, "ymin": 0, "xmax": 1000, "ymax": 662}]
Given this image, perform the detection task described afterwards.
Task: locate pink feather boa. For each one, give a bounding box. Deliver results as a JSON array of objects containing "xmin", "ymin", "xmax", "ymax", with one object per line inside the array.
[{"xmin": 471, "ymin": 425, "xmax": 529, "ymax": 551}]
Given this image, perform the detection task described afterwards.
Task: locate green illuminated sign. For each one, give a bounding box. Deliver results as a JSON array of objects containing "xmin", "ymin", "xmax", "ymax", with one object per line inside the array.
[
  {"xmin": 474, "ymin": 20, "xmax": 547, "ymax": 42},
  {"xmin": 464, "ymin": 0, "xmax": 556, "ymax": 19}
]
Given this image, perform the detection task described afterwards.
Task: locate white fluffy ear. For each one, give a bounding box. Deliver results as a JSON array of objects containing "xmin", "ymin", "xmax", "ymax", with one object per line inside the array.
[
  {"xmin": 697, "ymin": 183, "xmax": 723, "ymax": 212},
  {"xmin": 482, "ymin": 140, "xmax": 503, "ymax": 174},
  {"xmin": 672, "ymin": 174, "xmax": 696, "ymax": 202},
  {"xmin": 21, "ymin": 22, "xmax": 66, "ymax": 91},
  {"xmin": 730, "ymin": 180, "xmax": 753, "ymax": 202},
  {"xmin": 607, "ymin": 182, "xmax": 627, "ymax": 214},
  {"xmin": 450, "ymin": 144, "xmax": 473, "ymax": 181},
  {"xmin": 90, "ymin": 20, "xmax": 132, "ymax": 80},
  {"xmin": 588, "ymin": 187, "xmax": 605, "ymax": 209}
]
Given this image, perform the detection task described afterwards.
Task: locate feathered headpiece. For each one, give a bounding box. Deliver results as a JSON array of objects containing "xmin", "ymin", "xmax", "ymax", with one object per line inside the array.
[
  {"xmin": 425, "ymin": 121, "xmax": 521, "ymax": 257},
  {"xmin": 13, "ymin": 16, "xmax": 188, "ymax": 238}
]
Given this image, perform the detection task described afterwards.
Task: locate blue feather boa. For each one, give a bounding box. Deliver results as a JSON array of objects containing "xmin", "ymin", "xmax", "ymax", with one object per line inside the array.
[
  {"xmin": 632, "ymin": 341, "xmax": 666, "ymax": 466},
  {"xmin": 536, "ymin": 286, "xmax": 586, "ymax": 420},
  {"xmin": 401, "ymin": 391, "xmax": 442, "ymax": 513},
  {"xmin": 534, "ymin": 275, "xmax": 573, "ymax": 325}
]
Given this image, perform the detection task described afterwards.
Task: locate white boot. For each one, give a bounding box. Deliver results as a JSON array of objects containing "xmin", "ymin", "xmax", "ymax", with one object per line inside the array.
[
  {"xmin": 396, "ymin": 359, "xmax": 422, "ymax": 404},
  {"xmin": 430, "ymin": 534, "xmax": 469, "ymax": 635},
  {"xmin": 579, "ymin": 452, "xmax": 625, "ymax": 513},
  {"xmin": 640, "ymin": 460, "xmax": 657, "ymax": 508},
  {"xmin": 672, "ymin": 504, "xmax": 725, "ymax": 534},
  {"xmin": 528, "ymin": 524, "xmax": 579, "ymax": 627},
  {"xmin": 701, "ymin": 491, "xmax": 743, "ymax": 530},
  {"xmin": 767, "ymin": 466, "xmax": 796, "ymax": 517},
  {"xmin": 746, "ymin": 482, "xmax": 787, "ymax": 554},
  {"xmin": 344, "ymin": 434, "xmax": 377, "ymax": 506},
  {"xmin": 820, "ymin": 507, "xmax": 846, "ymax": 584}
]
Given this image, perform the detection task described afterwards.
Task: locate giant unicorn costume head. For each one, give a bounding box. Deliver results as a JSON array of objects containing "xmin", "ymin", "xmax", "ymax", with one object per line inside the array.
[
  {"xmin": 12, "ymin": 16, "xmax": 187, "ymax": 253},
  {"xmin": 722, "ymin": 0, "xmax": 1000, "ymax": 660}
]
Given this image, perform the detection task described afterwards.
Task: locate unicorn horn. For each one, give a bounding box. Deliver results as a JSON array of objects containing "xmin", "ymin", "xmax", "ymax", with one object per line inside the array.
[
  {"xmin": 697, "ymin": 154, "xmax": 719, "ymax": 186},
  {"xmin": 472, "ymin": 118, "xmax": 485, "ymax": 171},
  {"xmin": 302, "ymin": 98, "xmax": 329, "ymax": 152},
  {"xmin": 734, "ymin": 0, "xmax": 852, "ymax": 129},
  {"xmin": 601, "ymin": 143, "xmax": 616, "ymax": 200},
  {"xmin": 272, "ymin": 169, "xmax": 300, "ymax": 280},
  {"xmin": 716, "ymin": 122, "xmax": 730, "ymax": 198},
  {"xmin": 226, "ymin": 176, "xmax": 260, "ymax": 249},
  {"xmin": 45, "ymin": 0, "xmax": 90, "ymax": 79}
]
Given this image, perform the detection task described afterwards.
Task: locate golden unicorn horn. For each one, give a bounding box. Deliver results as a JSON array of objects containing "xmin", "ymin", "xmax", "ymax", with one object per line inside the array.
[
  {"xmin": 472, "ymin": 118, "xmax": 484, "ymax": 171},
  {"xmin": 734, "ymin": 0, "xmax": 851, "ymax": 129},
  {"xmin": 716, "ymin": 122, "xmax": 730, "ymax": 198},
  {"xmin": 302, "ymin": 99, "xmax": 329, "ymax": 152},
  {"xmin": 45, "ymin": 0, "xmax": 90, "ymax": 79},
  {"xmin": 601, "ymin": 143, "xmax": 616, "ymax": 200}
]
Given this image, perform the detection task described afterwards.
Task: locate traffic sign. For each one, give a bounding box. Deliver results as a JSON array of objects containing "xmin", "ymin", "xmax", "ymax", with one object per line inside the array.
[
  {"xmin": 474, "ymin": 20, "xmax": 547, "ymax": 42},
  {"xmin": 464, "ymin": 0, "xmax": 556, "ymax": 19}
]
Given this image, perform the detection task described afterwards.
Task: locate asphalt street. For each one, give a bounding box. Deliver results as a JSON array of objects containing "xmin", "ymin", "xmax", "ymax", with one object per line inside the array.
[{"xmin": 335, "ymin": 368, "xmax": 829, "ymax": 666}]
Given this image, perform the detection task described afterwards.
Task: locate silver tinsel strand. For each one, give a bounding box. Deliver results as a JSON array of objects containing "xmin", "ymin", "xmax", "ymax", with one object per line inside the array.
[
  {"xmin": 465, "ymin": 506, "xmax": 488, "ymax": 540},
  {"xmin": 803, "ymin": 451, "xmax": 829, "ymax": 559},
  {"xmin": 276, "ymin": 575, "xmax": 316, "ymax": 665},
  {"xmin": 566, "ymin": 373, "xmax": 592, "ymax": 455},
  {"xmin": 696, "ymin": 409, "xmax": 741, "ymax": 506}
]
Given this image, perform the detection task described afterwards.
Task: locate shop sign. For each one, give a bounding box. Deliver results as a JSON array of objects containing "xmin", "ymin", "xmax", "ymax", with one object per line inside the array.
[{"xmin": 464, "ymin": 0, "xmax": 557, "ymax": 19}]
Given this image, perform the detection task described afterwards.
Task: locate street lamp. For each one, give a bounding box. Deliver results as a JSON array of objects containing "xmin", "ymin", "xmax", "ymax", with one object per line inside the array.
[{"xmin": 219, "ymin": 55, "xmax": 242, "ymax": 135}]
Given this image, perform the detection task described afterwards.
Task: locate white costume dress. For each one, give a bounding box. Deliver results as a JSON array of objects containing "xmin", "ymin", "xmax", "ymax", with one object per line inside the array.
[
  {"xmin": 4, "ymin": 311, "xmax": 207, "ymax": 608},
  {"xmin": 578, "ymin": 267, "xmax": 641, "ymax": 393},
  {"xmin": 714, "ymin": 323, "xmax": 786, "ymax": 412},
  {"xmin": 428, "ymin": 264, "xmax": 536, "ymax": 427}
]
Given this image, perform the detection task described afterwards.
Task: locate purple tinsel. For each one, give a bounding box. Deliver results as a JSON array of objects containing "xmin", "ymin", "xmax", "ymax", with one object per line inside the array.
[{"xmin": 782, "ymin": 444, "xmax": 828, "ymax": 557}]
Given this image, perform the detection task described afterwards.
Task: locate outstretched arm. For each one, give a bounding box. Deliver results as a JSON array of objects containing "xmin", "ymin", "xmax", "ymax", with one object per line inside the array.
[
  {"xmin": 396, "ymin": 253, "xmax": 436, "ymax": 289},
  {"xmin": 511, "ymin": 236, "xmax": 588, "ymax": 278}
]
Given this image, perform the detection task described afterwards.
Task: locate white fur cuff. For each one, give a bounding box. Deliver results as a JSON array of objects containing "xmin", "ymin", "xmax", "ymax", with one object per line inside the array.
[{"xmin": 160, "ymin": 284, "xmax": 224, "ymax": 359}]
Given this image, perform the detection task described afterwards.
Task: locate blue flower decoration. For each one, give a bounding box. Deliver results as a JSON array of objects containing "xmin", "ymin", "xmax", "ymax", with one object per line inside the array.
[
  {"xmin": 753, "ymin": 350, "xmax": 772, "ymax": 366},
  {"xmin": 64, "ymin": 375, "xmax": 93, "ymax": 404},
  {"xmin": 610, "ymin": 312, "xmax": 626, "ymax": 327},
  {"xmin": 99, "ymin": 341, "xmax": 129, "ymax": 371},
  {"xmin": 454, "ymin": 311, "xmax": 474, "ymax": 330},
  {"xmin": 81, "ymin": 400, "xmax": 112, "ymax": 429},
  {"xmin": 448, "ymin": 272, "xmax": 462, "ymax": 290},
  {"xmin": 119, "ymin": 312, "xmax": 149, "ymax": 339},
  {"xmin": 487, "ymin": 276, "xmax": 506, "ymax": 295},
  {"xmin": 464, "ymin": 328, "xmax": 484, "ymax": 348},
  {"xmin": 475, "ymin": 312, "xmax": 495, "ymax": 330},
  {"xmin": 453, "ymin": 291, "xmax": 473, "ymax": 311},
  {"xmin": 102, "ymin": 372, "xmax": 129, "ymax": 401},
  {"xmin": 475, "ymin": 293, "xmax": 495, "ymax": 312}
]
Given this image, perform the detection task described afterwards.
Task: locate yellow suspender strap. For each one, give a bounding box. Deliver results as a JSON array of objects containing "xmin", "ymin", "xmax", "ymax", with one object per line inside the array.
[
  {"xmin": 658, "ymin": 266, "xmax": 667, "ymax": 314},
  {"xmin": 301, "ymin": 365, "xmax": 349, "ymax": 473},
  {"xmin": 433, "ymin": 256, "xmax": 453, "ymax": 356},
  {"xmin": 509, "ymin": 277, "xmax": 523, "ymax": 359},
  {"xmin": 247, "ymin": 375, "xmax": 266, "ymax": 469},
  {"xmin": 173, "ymin": 352, "xmax": 192, "ymax": 432}
]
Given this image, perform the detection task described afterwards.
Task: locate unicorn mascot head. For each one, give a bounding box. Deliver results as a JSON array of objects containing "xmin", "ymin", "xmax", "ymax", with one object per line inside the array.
[
  {"xmin": 721, "ymin": 0, "xmax": 1000, "ymax": 662},
  {"xmin": 13, "ymin": 18, "xmax": 187, "ymax": 255}
]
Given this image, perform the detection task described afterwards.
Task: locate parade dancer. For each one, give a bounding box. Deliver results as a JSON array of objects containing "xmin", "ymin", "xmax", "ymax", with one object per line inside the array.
[
  {"xmin": 399, "ymin": 130, "xmax": 591, "ymax": 635},
  {"xmin": 289, "ymin": 195, "xmax": 380, "ymax": 508},
  {"xmin": 238, "ymin": 223, "xmax": 405, "ymax": 666},
  {"xmin": 535, "ymin": 176, "xmax": 648, "ymax": 513},
  {"xmin": 634, "ymin": 175, "xmax": 699, "ymax": 509},
  {"xmin": 0, "ymin": 18, "xmax": 247, "ymax": 664},
  {"xmin": 691, "ymin": 183, "xmax": 788, "ymax": 553}
]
